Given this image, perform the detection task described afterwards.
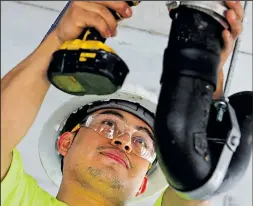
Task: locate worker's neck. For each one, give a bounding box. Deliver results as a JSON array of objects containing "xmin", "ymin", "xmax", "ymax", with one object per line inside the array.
[{"xmin": 57, "ymin": 179, "xmax": 123, "ymax": 206}]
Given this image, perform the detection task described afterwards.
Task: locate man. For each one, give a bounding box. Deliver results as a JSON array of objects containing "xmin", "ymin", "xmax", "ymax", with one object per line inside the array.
[{"xmin": 1, "ymin": 1, "xmax": 244, "ymax": 205}]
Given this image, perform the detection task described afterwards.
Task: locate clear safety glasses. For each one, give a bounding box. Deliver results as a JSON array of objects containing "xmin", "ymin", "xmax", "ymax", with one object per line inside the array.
[{"xmin": 78, "ymin": 113, "xmax": 156, "ymax": 163}]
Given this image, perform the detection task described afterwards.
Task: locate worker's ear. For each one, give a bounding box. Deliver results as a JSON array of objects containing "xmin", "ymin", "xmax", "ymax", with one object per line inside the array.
[
  {"xmin": 135, "ymin": 176, "xmax": 148, "ymax": 197},
  {"xmin": 57, "ymin": 132, "xmax": 75, "ymax": 157}
]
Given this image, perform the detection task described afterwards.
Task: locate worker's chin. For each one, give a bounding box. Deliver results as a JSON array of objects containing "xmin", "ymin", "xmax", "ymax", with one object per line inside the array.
[{"xmin": 86, "ymin": 166, "xmax": 125, "ymax": 192}]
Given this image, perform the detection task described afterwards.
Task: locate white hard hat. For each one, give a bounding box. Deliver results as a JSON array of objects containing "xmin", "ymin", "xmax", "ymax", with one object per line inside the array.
[{"xmin": 38, "ymin": 84, "xmax": 168, "ymax": 205}]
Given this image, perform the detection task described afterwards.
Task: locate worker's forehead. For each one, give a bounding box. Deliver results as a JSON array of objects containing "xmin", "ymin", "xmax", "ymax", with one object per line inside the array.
[{"xmin": 92, "ymin": 108, "xmax": 153, "ymax": 132}]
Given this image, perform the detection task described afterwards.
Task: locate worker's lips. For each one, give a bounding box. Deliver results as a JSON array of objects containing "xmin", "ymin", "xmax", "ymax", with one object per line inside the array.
[{"xmin": 100, "ymin": 150, "xmax": 129, "ymax": 169}]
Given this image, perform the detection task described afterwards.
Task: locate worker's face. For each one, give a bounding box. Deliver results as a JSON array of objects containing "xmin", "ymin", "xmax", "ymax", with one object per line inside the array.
[{"xmin": 58, "ymin": 109, "xmax": 153, "ymax": 201}]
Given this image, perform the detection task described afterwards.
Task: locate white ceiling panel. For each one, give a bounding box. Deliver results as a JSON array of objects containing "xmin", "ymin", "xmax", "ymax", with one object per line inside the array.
[
  {"xmin": 19, "ymin": 1, "xmax": 252, "ymax": 54},
  {"xmin": 2, "ymin": 1, "xmax": 252, "ymax": 206}
]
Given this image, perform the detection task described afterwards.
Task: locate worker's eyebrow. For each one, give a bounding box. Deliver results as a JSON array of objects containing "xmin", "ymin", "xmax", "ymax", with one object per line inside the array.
[
  {"xmin": 135, "ymin": 126, "xmax": 154, "ymax": 141},
  {"xmin": 98, "ymin": 110, "xmax": 154, "ymax": 140},
  {"xmin": 98, "ymin": 110, "xmax": 125, "ymax": 120}
]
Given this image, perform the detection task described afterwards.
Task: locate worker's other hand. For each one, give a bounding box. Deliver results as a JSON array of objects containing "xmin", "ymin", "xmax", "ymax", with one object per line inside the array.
[
  {"xmin": 213, "ymin": 1, "xmax": 244, "ymax": 100},
  {"xmin": 53, "ymin": 1, "xmax": 133, "ymax": 44},
  {"xmin": 220, "ymin": 1, "xmax": 244, "ymax": 66}
]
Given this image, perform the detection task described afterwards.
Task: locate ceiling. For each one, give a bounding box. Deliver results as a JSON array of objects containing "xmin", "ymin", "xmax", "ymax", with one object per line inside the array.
[
  {"xmin": 2, "ymin": 1, "xmax": 252, "ymax": 205},
  {"xmin": 20, "ymin": 0, "xmax": 252, "ymax": 54}
]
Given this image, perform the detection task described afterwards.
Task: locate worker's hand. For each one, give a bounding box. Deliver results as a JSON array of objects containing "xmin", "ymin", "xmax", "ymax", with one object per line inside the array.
[
  {"xmin": 220, "ymin": 1, "xmax": 244, "ymax": 66},
  {"xmin": 53, "ymin": 1, "xmax": 133, "ymax": 44},
  {"xmin": 213, "ymin": 1, "xmax": 244, "ymax": 100}
]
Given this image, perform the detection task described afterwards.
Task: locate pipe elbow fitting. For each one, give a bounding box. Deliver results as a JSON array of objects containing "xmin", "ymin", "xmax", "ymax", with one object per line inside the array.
[{"xmin": 154, "ymin": 78, "xmax": 214, "ymax": 191}]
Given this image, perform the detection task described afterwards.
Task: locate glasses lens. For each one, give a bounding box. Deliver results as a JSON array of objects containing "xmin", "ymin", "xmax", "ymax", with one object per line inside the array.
[
  {"xmin": 86, "ymin": 114, "xmax": 124, "ymax": 139},
  {"xmin": 131, "ymin": 131, "xmax": 155, "ymax": 162},
  {"xmin": 85, "ymin": 114, "xmax": 156, "ymax": 162}
]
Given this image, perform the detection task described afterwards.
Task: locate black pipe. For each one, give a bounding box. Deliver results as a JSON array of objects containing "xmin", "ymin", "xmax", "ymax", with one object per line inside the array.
[{"xmin": 154, "ymin": 7, "xmax": 225, "ymax": 191}]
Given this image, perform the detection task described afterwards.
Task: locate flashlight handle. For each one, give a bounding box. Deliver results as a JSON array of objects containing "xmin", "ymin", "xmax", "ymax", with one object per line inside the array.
[{"xmin": 78, "ymin": 1, "xmax": 140, "ymax": 43}]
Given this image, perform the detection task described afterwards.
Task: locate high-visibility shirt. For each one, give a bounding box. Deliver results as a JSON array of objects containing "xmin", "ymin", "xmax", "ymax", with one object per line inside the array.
[{"xmin": 1, "ymin": 149, "xmax": 164, "ymax": 206}]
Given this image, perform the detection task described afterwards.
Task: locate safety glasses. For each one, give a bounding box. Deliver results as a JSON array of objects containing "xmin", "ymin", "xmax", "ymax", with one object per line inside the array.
[{"xmin": 72, "ymin": 113, "xmax": 156, "ymax": 163}]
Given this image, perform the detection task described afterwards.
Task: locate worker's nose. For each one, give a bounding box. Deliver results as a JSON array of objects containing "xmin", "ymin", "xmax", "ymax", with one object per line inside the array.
[{"xmin": 111, "ymin": 133, "xmax": 132, "ymax": 153}]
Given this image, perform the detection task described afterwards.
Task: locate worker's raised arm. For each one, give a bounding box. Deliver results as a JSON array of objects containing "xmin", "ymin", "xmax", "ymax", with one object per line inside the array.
[
  {"xmin": 1, "ymin": 1, "xmax": 133, "ymax": 181},
  {"xmin": 1, "ymin": 29, "xmax": 62, "ymax": 181}
]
